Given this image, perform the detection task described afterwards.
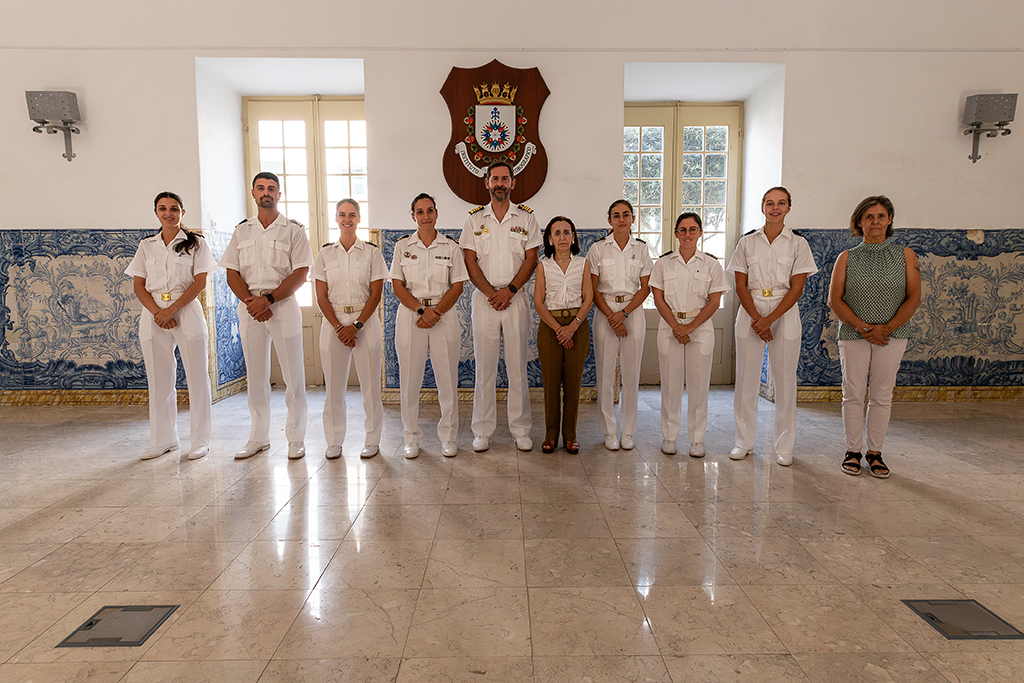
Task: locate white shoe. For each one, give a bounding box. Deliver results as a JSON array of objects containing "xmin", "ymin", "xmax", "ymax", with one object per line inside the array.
[
  {"xmin": 288, "ymin": 442, "xmax": 306, "ymax": 460},
  {"xmin": 187, "ymin": 445, "xmax": 209, "ymax": 461},
  {"xmin": 661, "ymin": 440, "xmax": 677, "ymax": 455},
  {"xmin": 404, "ymin": 442, "xmax": 420, "ymax": 459},
  {"xmin": 325, "ymin": 445, "xmax": 342, "ymax": 460},
  {"xmin": 234, "ymin": 441, "xmax": 269, "ymax": 460},
  {"xmin": 360, "ymin": 445, "xmax": 379, "ymax": 459},
  {"xmin": 472, "ymin": 436, "xmax": 490, "ymax": 452},
  {"xmin": 515, "ymin": 436, "xmax": 533, "ymax": 452},
  {"xmin": 441, "ymin": 441, "xmax": 458, "ymax": 458},
  {"xmin": 604, "ymin": 435, "xmax": 620, "ymax": 451},
  {"xmin": 620, "ymin": 434, "xmax": 635, "ymax": 450},
  {"xmin": 140, "ymin": 443, "xmax": 178, "ymax": 460},
  {"xmin": 776, "ymin": 453, "xmax": 794, "ymax": 467},
  {"xmin": 689, "ymin": 442, "xmax": 706, "ymax": 458},
  {"xmin": 729, "ymin": 447, "xmax": 751, "ymax": 461}
]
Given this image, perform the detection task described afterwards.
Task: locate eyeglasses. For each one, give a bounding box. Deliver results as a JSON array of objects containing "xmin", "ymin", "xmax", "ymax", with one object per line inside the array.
[{"xmin": 675, "ymin": 226, "xmax": 701, "ymax": 235}]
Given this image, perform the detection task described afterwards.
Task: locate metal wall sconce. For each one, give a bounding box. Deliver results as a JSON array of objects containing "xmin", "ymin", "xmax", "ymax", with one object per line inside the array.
[
  {"xmin": 962, "ymin": 93, "xmax": 1016, "ymax": 163},
  {"xmin": 26, "ymin": 91, "xmax": 81, "ymax": 162}
]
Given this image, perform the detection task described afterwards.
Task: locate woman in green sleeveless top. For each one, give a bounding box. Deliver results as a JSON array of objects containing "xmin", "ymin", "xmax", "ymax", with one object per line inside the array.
[{"xmin": 827, "ymin": 196, "xmax": 921, "ymax": 478}]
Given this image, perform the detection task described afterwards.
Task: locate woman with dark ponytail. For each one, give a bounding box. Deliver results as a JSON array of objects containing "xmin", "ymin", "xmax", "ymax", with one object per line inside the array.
[{"xmin": 125, "ymin": 192, "xmax": 217, "ymax": 460}]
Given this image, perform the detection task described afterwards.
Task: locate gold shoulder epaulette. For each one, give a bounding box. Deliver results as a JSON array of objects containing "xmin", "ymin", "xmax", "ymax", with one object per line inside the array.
[
  {"xmin": 469, "ymin": 205, "xmax": 485, "ymax": 215},
  {"xmin": 517, "ymin": 203, "xmax": 533, "ymax": 214}
]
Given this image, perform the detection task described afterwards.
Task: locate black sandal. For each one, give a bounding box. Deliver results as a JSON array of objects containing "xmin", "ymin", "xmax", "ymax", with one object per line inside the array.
[
  {"xmin": 865, "ymin": 452, "xmax": 890, "ymax": 479},
  {"xmin": 841, "ymin": 451, "xmax": 862, "ymax": 476}
]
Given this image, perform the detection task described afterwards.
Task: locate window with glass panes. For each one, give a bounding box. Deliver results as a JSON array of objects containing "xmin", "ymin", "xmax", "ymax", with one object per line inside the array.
[
  {"xmin": 679, "ymin": 125, "xmax": 729, "ymax": 267},
  {"xmin": 622, "ymin": 125, "xmax": 665, "ymax": 256},
  {"xmin": 256, "ymin": 120, "xmax": 310, "ymax": 232},
  {"xmin": 324, "ymin": 120, "xmax": 368, "ymax": 243}
]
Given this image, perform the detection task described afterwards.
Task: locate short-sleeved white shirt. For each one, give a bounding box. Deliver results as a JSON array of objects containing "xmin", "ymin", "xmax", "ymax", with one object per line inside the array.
[
  {"xmin": 540, "ymin": 255, "xmax": 586, "ymax": 309},
  {"xmin": 726, "ymin": 227, "xmax": 818, "ymax": 290},
  {"xmin": 218, "ymin": 213, "xmax": 314, "ymax": 292},
  {"xmin": 389, "ymin": 231, "xmax": 469, "ymax": 301},
  {"xmin": 312, "ymin": 239, "xmax": 388, "ymax": 308},
  {"xmin": 459, "ymin": 203, "xmax": 542, "ymax": 288},
  {"xmin": 650, "ymin": 250, "xmax": 730, "ymax": 314},
  {"xmin": 125, "ymin": 231, "xmax": 218, "ymax": 294},
  {"xmin": 586, "ymin": 234, "xmax": 654, "ymax": 298}
]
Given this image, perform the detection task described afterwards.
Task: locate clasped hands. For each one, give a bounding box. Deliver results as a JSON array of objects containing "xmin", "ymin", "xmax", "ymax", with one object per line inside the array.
[
  {"xmin": 153, "ymin": 306, "xmax": 179, "ymax": 330},
  {"xmin": 487, "ymin": 286, "xmax": 515, "ymax": 311},
  {"xmin": 415, "ymin": 307, "xmax": 442, "ymax": 329},
  {"xmin": 605, "ymin": 309, "xmax": 629, "ymax": 338},
  {"xmin": 244, "ymin": 294, "xmax": 274, "ymax": 323}
]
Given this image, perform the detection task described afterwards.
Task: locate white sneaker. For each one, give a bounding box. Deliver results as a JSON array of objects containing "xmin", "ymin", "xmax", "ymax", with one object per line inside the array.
[
  {"xmin": 620, "ymin": 434, "xmax": 635, "ymax": 450},
  {"xmin": 472, "ymin": 436, "xmax": 490, "ymax": 452},
  {"xmin": 360, "ymin": 445, "xmax": 379, "ymax": 459},
  {"xmin": 234, "ymin": 441, "xmax": 269, "ymax": 460},
  {"xmin": 441, "ymin": 441, "xmax": 458, "ymax": 458},
  {"xmin": 187, "ymin": 445, "xmax": 209, "ymax": 461},
  {"xmin": 661, "ymin": 440, "xmax": 677, "ymax": 455},
  {"xmin": 776, "ymin": 453, "xmax": 794, "ymax": 467},
  {"xmin": 515, "ymin": 436, "xmax": 533, "ymax": 452},
  {"xmin": 288, "ymin": 442, "xmax": 306, "ymax": 460},
  {"xmin": 140, "ymin": 443, "xmax": 178, "ymax": 460},
  {"xmin": 325, "ymin": 445, "xmax": 342, "ymax": 460},
  {"xmin": 729, "ymin": 447, "xmax": 751, "ymax": 461},
  {"xmin": 404, "ymin": 442, "xmax": 420, "ymax": 459},
  {"xmin": 604, "ymin": 435, "xmax": 620, "ymax": 451},
  {"xmin": 689, "ymin": 442, "xmax": 706, "ymax": 458}
]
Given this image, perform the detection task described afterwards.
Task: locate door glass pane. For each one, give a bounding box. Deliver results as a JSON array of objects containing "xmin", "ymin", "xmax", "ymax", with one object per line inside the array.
[
  {"xmin": 326, "ymin": 175, "xmax": 350, "ymax": 201},
  {"xmin": 640, "ymin": 180, "xmax": 662, "ymax": 205},
  {"xmin": 681, "ymin": 181, "xmax": 702, "ymax": 205},
  {"xmin": 623, "ymin": 180, "xmax": 639, "ymax": 205},
  {"xmin": 704, "ymin": 180, "xmax": 726, "ymax": 205},
  {"xmin": 683, "ymin": 126, "xmax": 704, "ymax": 151},
  {"xmin": 702, "ymin": 231, "xmax": 726, "ymax": 257},
  {"xmin": 623, "ymin": 153, "xmax": 639, "ymax": 179},
  {"xmin": 706, "ymin": 126, "xmax": 728, "ymax": 151},
  {"xmin": 324, "ymin": 120, "xmax": 348, "ymax": 147},
  {"xmin": 704, "ymin": 207, "xmax": 726, "ymax": 232},
  {"xmin": 640, "ymin": 153, "xmax": 663, "ymax": 179},
  {"xmin": 640, "ymin": 126, "xmax": 664, "ymax": 152},
  {"xmin": 351, "ymin": 175, "xmax": 368, "ymax": 201},
  {"xmin": 682, "ymin": 154, "xmax": 703, "ymax": 179},
  {"xmin": 705, "ymin": 154, "xmax": 727, "ymax": 178},
  {"xmin": 285, "ymin": 175, "xmax": 308, "ymax": 202},
  {"xmin": 349, "ymin": 120, "xmax": 367, "ymax": 147},
  {"xmin": 259, "ymin": 148, "xmax": 283, "ymax": 175},
  {"xmin": 283, "ymin": 121, "xmax": 305, "ymax": 147},
  {"xmin": 258, "ymin": 120, "xmax": 283, "ymax": 147},
  {"xmin": 350, "ymin": 148, "xmax": 368, "ymax": 174},
  {"xmin": 326, "ymin": 148, "xmax": 349, "ymax": 174},
  {"xmin": 640, "ymin": 206, "xmax": 661, "ymax": 233},
  {"xmin": 284, "ymin": 148, "xmax": 307, "ymax": 174},
  {"xmin": 623, "ymin": 126, "xmax": 640, "ymax": 152}
]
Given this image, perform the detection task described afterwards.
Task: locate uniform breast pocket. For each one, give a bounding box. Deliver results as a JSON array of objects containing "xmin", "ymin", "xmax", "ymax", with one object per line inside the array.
[
  {"xmin": 145, "ymin": 257, "xmax": 166, "ymax": 283},
  {"xmin": 775, "ymin": 256, "xmax": 796, "ymax": 283},
  {"xmin": 474, "ymin": 231, "xmax": 492, "ymax": 255},
  {"xmin": 431, "ymin": 256, "xmax": 451, "ymax": 284},
  {"xmin": 350, "ymin": 263, "xmax": 371, "ymax": 292},
  {"xmin": 693, "ymin": 270, "xmax": 713, "ymax": 299},
  {"xmin": 173, "ymin": 255, "xmax": 194, "ymax": 281},
  {"xmin": 270, "ymin": 240, "xmax": 290, "ymax": 269},
  {"xmin": 238, "ymin": 240, "xmax": 257, "ymax": 267}
]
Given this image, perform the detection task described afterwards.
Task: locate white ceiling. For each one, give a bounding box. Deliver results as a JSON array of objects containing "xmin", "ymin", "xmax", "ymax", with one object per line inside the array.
[
  {"xmin": 624, "ymin": 62, "xmax": 784, "ymax": 102},
  {"xmin": 196, "ymin": 58, "xmax": 365, "ymax": 96}
]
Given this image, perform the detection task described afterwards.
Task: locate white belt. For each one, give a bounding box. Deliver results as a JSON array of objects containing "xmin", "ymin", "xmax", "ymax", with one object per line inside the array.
[
  {"xmin": 674, "ymin": 310, "xmax": 700, "ymax": 319},
  {"xmin": 333, "ymin": 303, "xmax": 365, "ymax": 314},
  {"xmin": 750, "ymin": 288, "xmax": 789, "ymax": 298},
  {"xmin": 154, "ymin": 289, "xmax": 185, "ymax": 301}
]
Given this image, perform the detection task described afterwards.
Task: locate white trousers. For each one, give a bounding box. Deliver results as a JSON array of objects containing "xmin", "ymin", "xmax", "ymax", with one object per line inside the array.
[
  {"xmin": 320, "ymin": 312, "xmax": 383, "ymax": 448},
  {"xmin": 658, "ymin": 322, "xmax": 713, "ymax": 443},
  {"xmin": 238, "ymin": 297, "xmax": 307, "ymax": 443},
  {"xmin": 396, "ymin": 306, "xmax": 460, "ymax": 444},
  {"xmin": 470, "ymin": 289, "xmax": 531, "ymax": 440},
  {"xmin": 839, "ymin": 338, "xmax": 907, "ymax": 453},
  {"xmin": 593, "ymin": 301, "xmax": 645, "ymax": 437},
  {"xmin": 139, "ymin": 299, "xmax": 212, "ymax": 450},
  {"xmin": 733, "ymin": 299, "xmax": 801, "ymax": 457}
]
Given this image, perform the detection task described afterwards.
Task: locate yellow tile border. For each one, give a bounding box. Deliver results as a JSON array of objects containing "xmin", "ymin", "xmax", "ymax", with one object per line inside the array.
[
  {"xmin": 381, "ymin": 387, "xmax": 599, "ymax": 404},
  {"xmin": 797, "ymin": 386, "xmax": 1024, "ymax": 402}
]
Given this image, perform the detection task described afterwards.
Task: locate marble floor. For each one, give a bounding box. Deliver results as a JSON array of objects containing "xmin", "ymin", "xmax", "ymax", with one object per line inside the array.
[{"xmin": 1, "ymin": 387, "xmax": 1023, "ymax": 682}]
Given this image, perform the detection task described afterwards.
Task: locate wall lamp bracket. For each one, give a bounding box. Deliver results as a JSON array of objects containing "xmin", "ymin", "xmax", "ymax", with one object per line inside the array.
[
  {"xmin": 962, "ymin": 93, "xmax": 1016, "ymax": 163},
  {"xmin": 26, "ymin": 91, "xmax": 81, "ymax": 162}
]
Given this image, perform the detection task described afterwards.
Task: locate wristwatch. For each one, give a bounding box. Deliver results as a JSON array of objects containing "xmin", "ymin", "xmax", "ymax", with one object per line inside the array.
[
  {"xmin": 507, "ymin": 283, "xmax": 518, "ymax": 294},
  {"xmin": 353, "ymin": 320, "xmax": 364, "ymax": 330},
  {"xmin": 417, "ymin": 307, "xmax": 425, "ymax": 315},
  {"xmin": 264, "ymin": 292, "xmax": 275, "ymax": 304}
]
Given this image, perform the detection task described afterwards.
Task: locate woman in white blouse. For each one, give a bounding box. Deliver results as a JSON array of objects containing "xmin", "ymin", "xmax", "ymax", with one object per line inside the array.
[
  {"xmin": 534, "ymin": 216, "xmax": 593, "ymax": 454},
  {"xmin": 313, "ymin": 198, "xmax": 388, "ymax": 460},
  {"xmin": 125, "ymin": 192, "xmax": 217, "ymax": 461},
  {"xmin": 651, "ymin": 212, "xmax": 730, "ymax": 456}
]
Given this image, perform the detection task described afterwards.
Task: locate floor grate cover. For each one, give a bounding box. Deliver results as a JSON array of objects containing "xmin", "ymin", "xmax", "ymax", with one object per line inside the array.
[
  {"xmin": 903, "ymin": 599, "xmax": 1024, "ymax": 640},
  {"xmin": 57, "ymin": 605, "xmax": 178, "ymax": 647}
]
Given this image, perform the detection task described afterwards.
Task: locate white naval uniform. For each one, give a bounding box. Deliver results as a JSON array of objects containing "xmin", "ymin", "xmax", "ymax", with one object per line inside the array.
[
  {"xmin": 390, "ymin": 232, "xmax": 469, "ymax": 445},
  {"xmin": 650, "ymin": 250, "xmax": 730, "ymax": 444},
  {"xmin": 726, "ymin": 227, "xmax": 818, "ymax": 458},
  {"xmin": 125, "ymin": 231, "xmax": 217, "ymax": 451},
  {"xmin": 460, "ymin": 203, "xmax": 542, "ymax": 441},
  {"xmin": 313, "ymin": 239, "xmax": 388, "ymax": 449},
  {"xmin": 219, "ymin": 214, "xmax": 314, "ymax": 444},
  {"xmin": 586, "ymin": 234, "xmax": 654, "ymax": 437}
]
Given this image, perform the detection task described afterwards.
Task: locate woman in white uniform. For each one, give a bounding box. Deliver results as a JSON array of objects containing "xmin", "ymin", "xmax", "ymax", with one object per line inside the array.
[
  {"xmin": 587, "ymin": 199, "xmax": 652, "ymax": 451},
  {"xmin": 126, "ymin": 191, "xmax": 216, "ymax": 461},
  {"xmin": 391, "ymin": 193, "xmax": 469, "ymax": 459},
  {"xmin": 651, "ymin": 212, "xmax": 730, "ymax": 457},
  {"xmin": 727, "ymin": 187, "xmax": 818, "ymax": 466},
  {"xmin": 313, "ymin": 198, "xmax": 387, "ymax": 460}
]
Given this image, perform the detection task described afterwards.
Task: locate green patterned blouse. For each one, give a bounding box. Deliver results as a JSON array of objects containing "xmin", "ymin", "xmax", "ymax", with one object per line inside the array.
[{"xmin": 838, "ymin": 239, "xmax": 913, "ymax": 341}]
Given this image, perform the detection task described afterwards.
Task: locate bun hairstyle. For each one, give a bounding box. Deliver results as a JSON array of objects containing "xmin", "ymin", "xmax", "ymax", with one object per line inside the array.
[
  {"xmin": 153, "ymin": 191, "xmax": 199, "ymax": 255},
  {"xmin": 410, "ymin": 192, "xmax": 436, "ymax": 212}
]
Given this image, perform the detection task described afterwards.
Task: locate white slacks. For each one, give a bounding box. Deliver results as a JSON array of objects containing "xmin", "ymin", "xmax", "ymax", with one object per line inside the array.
[
  {"xmin": 139, "ymin": 299, "xmax": 212, "ymax": 450},
  {"xmin": 396, "ymin": 306, "xmax": 460, "ymax": 444},
  {"xmin": 658, "ymin": 322, "xmax": 713, "ymax": 443},
  {"xmin": 319, "ymin": 312, "xmax": 383, "ymax": 448},
  {"xmin": 733, "ymin": 299, "xmax": 801, "ymax": 457},
  {"xmin": 238, "ymin": 297, "xmax": 307, "ymax": 444},
  {"xmin": 839, "ymin": 338, "xmax": 908, "ymax": 453},
  {"xmin": 470, "ymin": 289, "xmax": 531, "ymax": 440},
  {"xmin": 593, "ymin": 302, "xmax": 645, "ymax": 437}
]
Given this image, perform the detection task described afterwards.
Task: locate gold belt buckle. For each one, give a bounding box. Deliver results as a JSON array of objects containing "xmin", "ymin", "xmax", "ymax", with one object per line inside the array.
[
  {"xmin": 614, "ymin": 295, "xmax": 627, "ymax": 303},
  {"xmin": 421, "ymin": 298, "xmax": 434, "ymax": 306},
  {"xmin": 343, "ymin": 306, "xmax": 357, "ymax": 314},
  {"xmin": 761, "ymin": 289, "xmax": 774, "ymax": 297},
  {"xmin": 160, "ymin": 293, "xmax": 171, "ymax": 301}
]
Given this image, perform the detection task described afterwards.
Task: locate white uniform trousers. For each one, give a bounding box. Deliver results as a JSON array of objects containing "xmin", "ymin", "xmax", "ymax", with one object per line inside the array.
[
  {"xmin": 319, "ymin": 312, "xmax": 383, "ymax": 448},
  {"xmin": 139, "ymin": 299, "xmax": 212, "ymax": 450},
  {"xmin": 839, "ymin": 338, "xmax": 907, "ymax": 453},
  {"xmin": 658, "ymin": 321, "xmax": 713, "ymax": 443},
  {"xmin": 396, "ymin": 306, "xmax": 460, "ymax": 444},
  {"xmin": 733, "ymin": 298, "xmax": 801, "ymax": 457},
  {"xmin": 470, "ymin": 289, "xmax": 531, "ymax": 440},
  {"xmin": 593, "ymin": 301, "xmax": 645, "ymax": 437},
  {"xmin": 238, "ymin": 296, "xmax": 307, "ymax": 444}
]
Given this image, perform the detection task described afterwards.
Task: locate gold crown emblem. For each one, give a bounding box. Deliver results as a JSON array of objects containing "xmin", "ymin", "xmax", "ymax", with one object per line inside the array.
[{"xmin": 474, "ymin": 82, "xmax": 517, "ymax": 105}]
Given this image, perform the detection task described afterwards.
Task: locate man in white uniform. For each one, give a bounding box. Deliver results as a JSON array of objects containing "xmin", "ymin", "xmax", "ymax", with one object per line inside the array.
[
  {"xmin": 220, "ymin": 172, "xmax": 314, "ymax": 460},
  {"xmin": 460, "ymin": 161, "xmax": 542, "ymax": 452}
]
